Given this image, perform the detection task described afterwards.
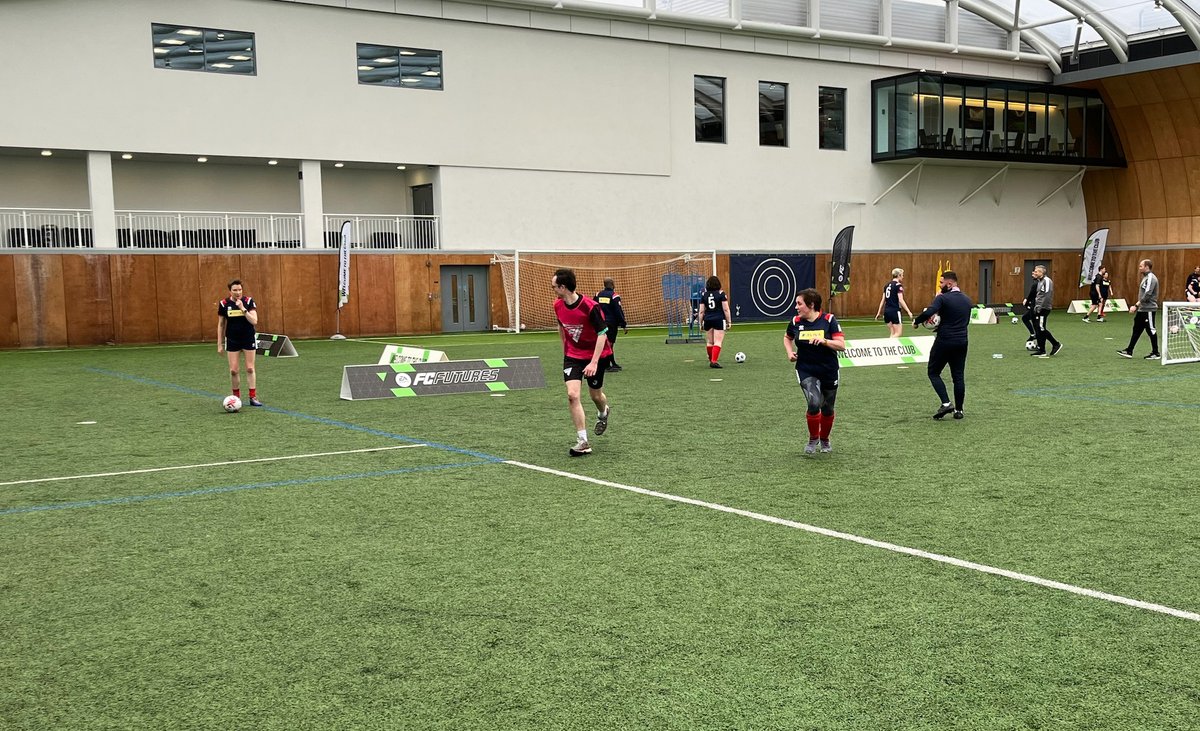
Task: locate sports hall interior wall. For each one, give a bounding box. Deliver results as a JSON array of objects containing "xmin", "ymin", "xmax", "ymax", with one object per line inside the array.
[
  {"xmin": 1082, "ymin": 65, "xmax": 1200, "ymax": 250},
  {"xmin": 2, "ymin": 247, "xmax": 1191, "ymax": 349}
]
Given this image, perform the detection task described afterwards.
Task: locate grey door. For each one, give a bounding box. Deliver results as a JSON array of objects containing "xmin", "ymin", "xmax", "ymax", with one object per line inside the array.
[
  {"xmin": 440, "ymin": 265, "xmax": 490, "ymax": 332},
  {"xmin": 411, "ymin": 184, "xmax": 435, "ymax": 248},
  {"xmin": 978, "ymin": 259, "xmax": 994, "ymax": 305}
]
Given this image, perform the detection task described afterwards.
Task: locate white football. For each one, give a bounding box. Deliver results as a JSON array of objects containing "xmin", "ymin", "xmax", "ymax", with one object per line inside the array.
[
  {"xmin": 1025, "ymin": 340, "xmax": 1039, "ymax": 351},
  {"xmin": 223, "ymin": 395, "xmax": 242, "ymax": 413},
  {"xmin": 1170, "ymin": 325, "xmax": 1181, "ymax": 334},
  {"xmin": 922, "ymin": 314, "xmax": 941, "ymax": 331},
  {"xmin": 734, "ymin": 351, "xmax": 747, "ymax": 363},
  {"xmin": 1011, "ymin": 316, "xmax": 1019, "ymax": 324}
]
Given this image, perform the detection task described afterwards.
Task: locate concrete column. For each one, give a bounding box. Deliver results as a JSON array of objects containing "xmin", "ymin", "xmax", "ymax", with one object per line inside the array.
[
  {"xmin": 87, "ymin": 151, "xmax": 117, "ymax": 249},
  {"xmin": 299, "ymin": 160, "xmax": 325, "ymax": 249}
]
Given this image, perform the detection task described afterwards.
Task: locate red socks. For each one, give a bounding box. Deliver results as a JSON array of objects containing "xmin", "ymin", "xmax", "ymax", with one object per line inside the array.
[
  {"xmin": 806, "ymin": 413, "xmax": 821, "ymax": 440},
  {"xmin": 232, "ymin": 389, "xmax": 240, "ymax": 397},
  {"xmin": 820, "ymin": 412, "xmax": 835, "ymax": 439},
  {"xmin": 712, "ymin": 346, "xmax": 721, "ymax": 363},
  {"xmin": 249, "ymin": 389, "xmax": 257, "ymax": 398}
]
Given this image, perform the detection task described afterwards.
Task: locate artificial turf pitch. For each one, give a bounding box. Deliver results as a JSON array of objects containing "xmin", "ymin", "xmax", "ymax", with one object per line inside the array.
[{"xmin": 2, "ymin": 314, "xmax": 1198, "ymax": 730}]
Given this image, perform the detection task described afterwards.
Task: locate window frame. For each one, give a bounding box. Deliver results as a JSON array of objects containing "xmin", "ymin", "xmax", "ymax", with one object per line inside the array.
[
  {"xmin": 151, "ymin": 23, "xmax": 257, "ymax": 76},
  {"xmin": 759, "ymin": 80, "xmax": 788, "ymax": 147},
  {"xmin": 357, "ymin": 43, "xmax": 444, "ymax": 91},
  {"xmin": 819, "ymin": 86, "xmax": 847, "ymax": 151},
  {"xmin": 694, "ymin": 75, "xmax": 727, "ymax": 144}
]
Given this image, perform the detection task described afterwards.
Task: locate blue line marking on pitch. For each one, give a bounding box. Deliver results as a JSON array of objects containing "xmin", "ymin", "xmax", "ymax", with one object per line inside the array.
[
  {"xmin": 1, "ymin": 461, "xmax": 492, "ymax": 515},
  {"xmin": 83, "ymin": 367, "xmax": 505, "ymax": 462},
  {"xmin": 1013, "ymin": 372, "xmax": 1200, "ymax": 410}
]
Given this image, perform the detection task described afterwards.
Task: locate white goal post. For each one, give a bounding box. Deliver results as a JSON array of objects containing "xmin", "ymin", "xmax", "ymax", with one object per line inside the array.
[
  {"xmin": 491, "ymin": 250, "xmax": 716, "ymax": 332},
  {"xmin": 1162, "ymin": 301, "xmax": 1200, "ymax": 365}
]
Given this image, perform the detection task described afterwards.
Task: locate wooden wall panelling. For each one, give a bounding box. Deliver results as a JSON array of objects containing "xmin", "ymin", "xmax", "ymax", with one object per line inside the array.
[
  {"xmin": 279, "ymin": 255, "xmax": 324, "ymax": 338},
  {"xmin": 394, "ymin": 254, "xmax": 433, "ymax": 335},
  {"xmin": 198, "ymin": 254, "xmax": 237, "ymax": 344},
  {"xmin": 319, "ymin": 253, "xmax": 357, "ymax": 337},
  {"xmin": 0, "ymin": 256, "xmax": 19, "ymax": 347},
  {"xmin": 1144, "ymin": 102, "xmax": 1182, "ymax": 159},
  {"xmin": 14, "ymin": 254, "xmax": 68, "ymax": 348},
  {"xmin": 236, "ymin": 254, "xmax": 283, "ymax": 336},
  {"xmin": 154, "ymin": 255, "xmax": 203, "ymax": 343},
  {"xmin": 109, "ymin": 255, "xmax": 160, "ymax": 343},
  {"xmin": 62, "ymin": 254, "xmax": 115, "ymax": 346},
  {"xmin": 488, "ymin": 263, "xmax": 507, "ymax": 331},
  {"xmin": 1083, "ymin": 171, "xmax": 1121, "ymax": 225},
  {"xmin": 1184, "ymin": 156, "xmax": 1200, "ymax": 212},
  {"xmin": 1170, "ymin": 101, "xmax": 1200, "ymax": 157},
  {"xmin": 1133, "ymin": 160, "xmax": 1167, "ymax": 219},
  {"xmin": 354, "ymin": 254, "xmax": 398, "ymax": 336}
]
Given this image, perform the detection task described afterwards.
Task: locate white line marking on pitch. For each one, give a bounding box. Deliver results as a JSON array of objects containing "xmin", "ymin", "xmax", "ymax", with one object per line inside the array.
[
  {"xmin": 505, "ymin": 460, "xmax": 1200, "ymax": 623},
  {"xmin": 1, "ymin": 445, "xmax": 427, "ymax": 487}
]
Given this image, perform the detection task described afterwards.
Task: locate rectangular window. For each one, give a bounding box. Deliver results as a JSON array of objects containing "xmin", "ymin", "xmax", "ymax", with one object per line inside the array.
[
  {"xmin": 759, "ymin": 81, "xmax": 787, "ymax": 147},
  {"xmin": 358, "ymin": 44, "xmax": 443, "ymax": 90},
  {"xmin": 819, "ymin": 86, "xmax": 846, "ymax": 150},
  {"xmin": 695, "ymin": 76, "xmax": 725, "ymax": 143},
  {"xmin": 152, "ymin": 24, "xmax": 256, "ymax": 75}
]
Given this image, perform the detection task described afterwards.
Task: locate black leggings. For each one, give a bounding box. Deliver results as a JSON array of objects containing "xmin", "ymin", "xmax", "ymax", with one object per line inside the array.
[
  {"xmin": 927, "ymin": 341, "xmax": 968, "ymax": 410},
  {"xmin": 1127, "ymin": 311, "xmax": 1159, "ymax": 354}
]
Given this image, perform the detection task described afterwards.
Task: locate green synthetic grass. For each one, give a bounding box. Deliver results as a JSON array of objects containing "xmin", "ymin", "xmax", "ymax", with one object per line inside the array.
[{"xmin": 2, "ymin": 315, "xmax": 1199, "ymax": 730}]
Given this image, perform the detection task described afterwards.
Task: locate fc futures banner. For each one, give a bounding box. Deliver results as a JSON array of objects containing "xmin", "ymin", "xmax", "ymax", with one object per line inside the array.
[{"xmin": 340, "ymin": 357, "xmax": 546, "ymax": 400}]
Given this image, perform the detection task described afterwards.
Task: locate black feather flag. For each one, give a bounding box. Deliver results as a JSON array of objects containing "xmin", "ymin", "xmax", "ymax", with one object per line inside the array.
[{"xmin": 830, "ymin": 225, "xmax": 854, "ymax": 297}]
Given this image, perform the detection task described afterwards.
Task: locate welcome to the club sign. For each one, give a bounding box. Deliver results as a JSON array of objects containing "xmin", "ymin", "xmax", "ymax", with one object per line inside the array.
[{"xmin": 340, "ymin": 357, "xmax": 545, "ymax": 400}]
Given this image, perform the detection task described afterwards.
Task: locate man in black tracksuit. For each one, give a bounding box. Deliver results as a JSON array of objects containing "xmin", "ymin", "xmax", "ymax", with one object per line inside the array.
[
  {"xmin": 1021, "ymin": 278, "xmax": 1038, "ymax": 344},
  {"xmin": 914, "ymin": 270, "xmax": 974, "ymax": 420}
]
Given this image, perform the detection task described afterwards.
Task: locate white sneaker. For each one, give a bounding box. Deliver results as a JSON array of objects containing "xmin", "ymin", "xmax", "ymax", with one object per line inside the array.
[{"xmin": 569, "ymin": 439, "xmax": 592, "ymax": 457}]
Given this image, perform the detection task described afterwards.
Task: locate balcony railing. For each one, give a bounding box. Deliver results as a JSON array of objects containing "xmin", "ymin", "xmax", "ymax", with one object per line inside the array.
[
  {"xmin": 1, "ymin": 208, "xmax": 94, "ymax": 248},
  {"xmin": 114, "ymin": 210, "xmax": 303, "ymax": 248},
  {"xmin": 324, "ymin": 214, "xmax": 440, "ymax": 250}
]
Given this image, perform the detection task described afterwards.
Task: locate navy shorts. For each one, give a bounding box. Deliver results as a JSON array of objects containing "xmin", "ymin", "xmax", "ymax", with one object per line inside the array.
[
  {"xmin": 883, "ymin": 309, "xmax": 901, "ymax": 325},
  {"xmin": 702, "ymin": 319, "xmax": 726, "ymax": 332},
  {"xmin": 226, "ymin": 338, "xmax": 257, "ymax": 352},
  {"xmin": 563, "ymin": 355, "xmax": 611, "ymax": 390}
]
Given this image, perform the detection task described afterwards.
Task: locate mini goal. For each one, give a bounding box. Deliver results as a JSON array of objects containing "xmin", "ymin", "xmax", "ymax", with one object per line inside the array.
[
  {"xmin": 1162, "ymin": 301, "xmax": 1200, "ymax": 365},
  {"xmin": 491, "ymin": 250, "xmax": 715, "ymax": 332}
]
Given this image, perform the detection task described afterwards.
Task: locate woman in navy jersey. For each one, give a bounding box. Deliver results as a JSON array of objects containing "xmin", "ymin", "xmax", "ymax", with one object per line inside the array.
[
  {"xmin": 217, "ymin": 279, "xmax": 263, "ymax": 407},
  {"xmin": 698, "ymin": 275, "xmax": 732, "ymax": 368}
]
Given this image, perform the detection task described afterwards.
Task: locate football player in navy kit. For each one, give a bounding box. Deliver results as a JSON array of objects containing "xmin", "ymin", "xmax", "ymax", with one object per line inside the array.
[
  {"xmin": 875, "ymin": 267, "xmax": 913, "ymax": 338},
  {"xmin": 699, "ymin": 275, "xmax": 733, "ymax": 368},
  {"xmin": 217, "ymin": 279, "xmax": 263, "ymax": 407},
  {"xmin": 914, "ymin": 271, "xmax": 972, "ymax": 420},
  {"xmin": 784, "ymin": 288, "xmax": 846, "ymax": 454}
]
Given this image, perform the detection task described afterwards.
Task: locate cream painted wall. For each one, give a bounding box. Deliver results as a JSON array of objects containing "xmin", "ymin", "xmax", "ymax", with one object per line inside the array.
[
  {"xmin": 0, "ymin": 0, "xmax": 1085, "ymax": 251},
  {"xmin": 0, "ymin": 0, "xmax": 670, "ymax": 175},
  {"xmin": 437, "ymin": 44, "xmax": 1085, "ymax": 251},
  {"xmin": 0, "ymin": 157, "xmax": 90, "ymax": 209},
  {"xmin": 112, "ymin": 161, "xmax": 301, "ymax": 211}
]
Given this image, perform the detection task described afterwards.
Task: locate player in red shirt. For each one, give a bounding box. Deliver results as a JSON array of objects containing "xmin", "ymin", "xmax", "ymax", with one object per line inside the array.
[{"xmin": 553, "ymin": 268, "xmax": 614, "ymax": 456}]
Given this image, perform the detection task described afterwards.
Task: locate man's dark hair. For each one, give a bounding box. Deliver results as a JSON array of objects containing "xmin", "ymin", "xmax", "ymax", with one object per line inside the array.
[
  {"xmin": 603, "ymin": 278, "xmax": 614, "ymax": 290},
  {"xmin": 553, "ymin": 268, "xmax": 577, "ymax": 293},
  {"xmin": 941, "ymin": 270, "xmax": 958, "ymax": 282},
  {"xmin": 798, "ymin": 288, "xmax": 822, "ymax": 311},
  {"xmin": 228, "ymin": 279, "xmax": 242, "ymax": 289}
]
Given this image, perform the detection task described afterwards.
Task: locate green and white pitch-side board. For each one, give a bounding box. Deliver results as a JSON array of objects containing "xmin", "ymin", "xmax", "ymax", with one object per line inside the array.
[
  {"xmin": 340, "ymin": 357, "xmax": 546, "ymax": 400},
  {"xmin": 255, "ymin": 333, "xmax": 298, "ymax": 357}
]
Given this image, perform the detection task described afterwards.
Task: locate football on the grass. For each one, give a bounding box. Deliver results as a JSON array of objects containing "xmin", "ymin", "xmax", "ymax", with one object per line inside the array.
[
  {"xmin": 223, "ymin": 395, "xmax": 242, "ymax": 413},
  {"xmin": 1025, "ymin": 340, "xmax": 1039, "ymax": 351},
  {"xmin": 734, "ymin": 352, "xmax": 746, "ymax": 363}
]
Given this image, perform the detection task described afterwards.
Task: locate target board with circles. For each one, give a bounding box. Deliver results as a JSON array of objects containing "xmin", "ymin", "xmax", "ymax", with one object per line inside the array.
[{"xmin": 729, "ymin": 254, "xmax": 816, "ymax": 320}]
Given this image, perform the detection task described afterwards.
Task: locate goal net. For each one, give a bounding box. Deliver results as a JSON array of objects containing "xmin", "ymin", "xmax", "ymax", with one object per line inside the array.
[
  {"xmin": 491, "ymin": 251, "xmax": 715, "ymax": 332},
  {"xmin": 1162, "ymin": 301, "xmax": 1200, "ymax": 365}
]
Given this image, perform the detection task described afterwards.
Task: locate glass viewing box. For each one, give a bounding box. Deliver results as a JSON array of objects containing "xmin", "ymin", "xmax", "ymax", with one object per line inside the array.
[{"xmin": 872, "ymin": 72, "xmax": 1124, "ymax": 167}]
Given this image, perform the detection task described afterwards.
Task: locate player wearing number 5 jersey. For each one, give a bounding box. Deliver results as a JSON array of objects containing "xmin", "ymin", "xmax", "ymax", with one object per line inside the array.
[
  {"xmin": 699, "ymin": 275, "xmax": 732, "ymax": 368},
  {"xmin": 784, "ymin": 288, "xmax": 845, "ymax": 455}
]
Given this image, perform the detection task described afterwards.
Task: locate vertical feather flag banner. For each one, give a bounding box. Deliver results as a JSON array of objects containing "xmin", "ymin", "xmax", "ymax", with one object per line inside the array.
[
  {"xmin": 331, "ymin": 220, "xmax": 351, "ymax": 340},
  {"xmin": 1079, "ymin": 228, "xmax": 1109, "ymax": 287},
  {"xmin": 830, "ymin": 225, "xmax": 854, "ymax": 298}
]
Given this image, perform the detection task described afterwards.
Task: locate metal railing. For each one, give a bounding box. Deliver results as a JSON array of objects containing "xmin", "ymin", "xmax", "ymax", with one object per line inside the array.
[
  {"xmin": 114, "ymin": 210, "xmax": 303, "ymax": 248},
  {"xmin": 0, "ymin": 208, "xmax": 94, "ymax": 248},
  {"xmin": 324, "ymin": 214, "xmax": 440, "ymax": 250}
]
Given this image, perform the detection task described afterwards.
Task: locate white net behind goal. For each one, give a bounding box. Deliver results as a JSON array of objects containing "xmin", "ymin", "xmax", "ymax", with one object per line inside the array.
[
  {"xmin": 1163, "ymin": 301, "xmax": 1200, "ymax": 364},
  {"xmin": 491, "ymin": 251, "xmax": 715, "ymax": 331}
]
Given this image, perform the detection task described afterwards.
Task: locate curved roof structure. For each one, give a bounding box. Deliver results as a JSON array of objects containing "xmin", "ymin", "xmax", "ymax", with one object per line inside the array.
[{"xmin": 527, "ymin": 0, "xmax": 1200, "ymax": 73}]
